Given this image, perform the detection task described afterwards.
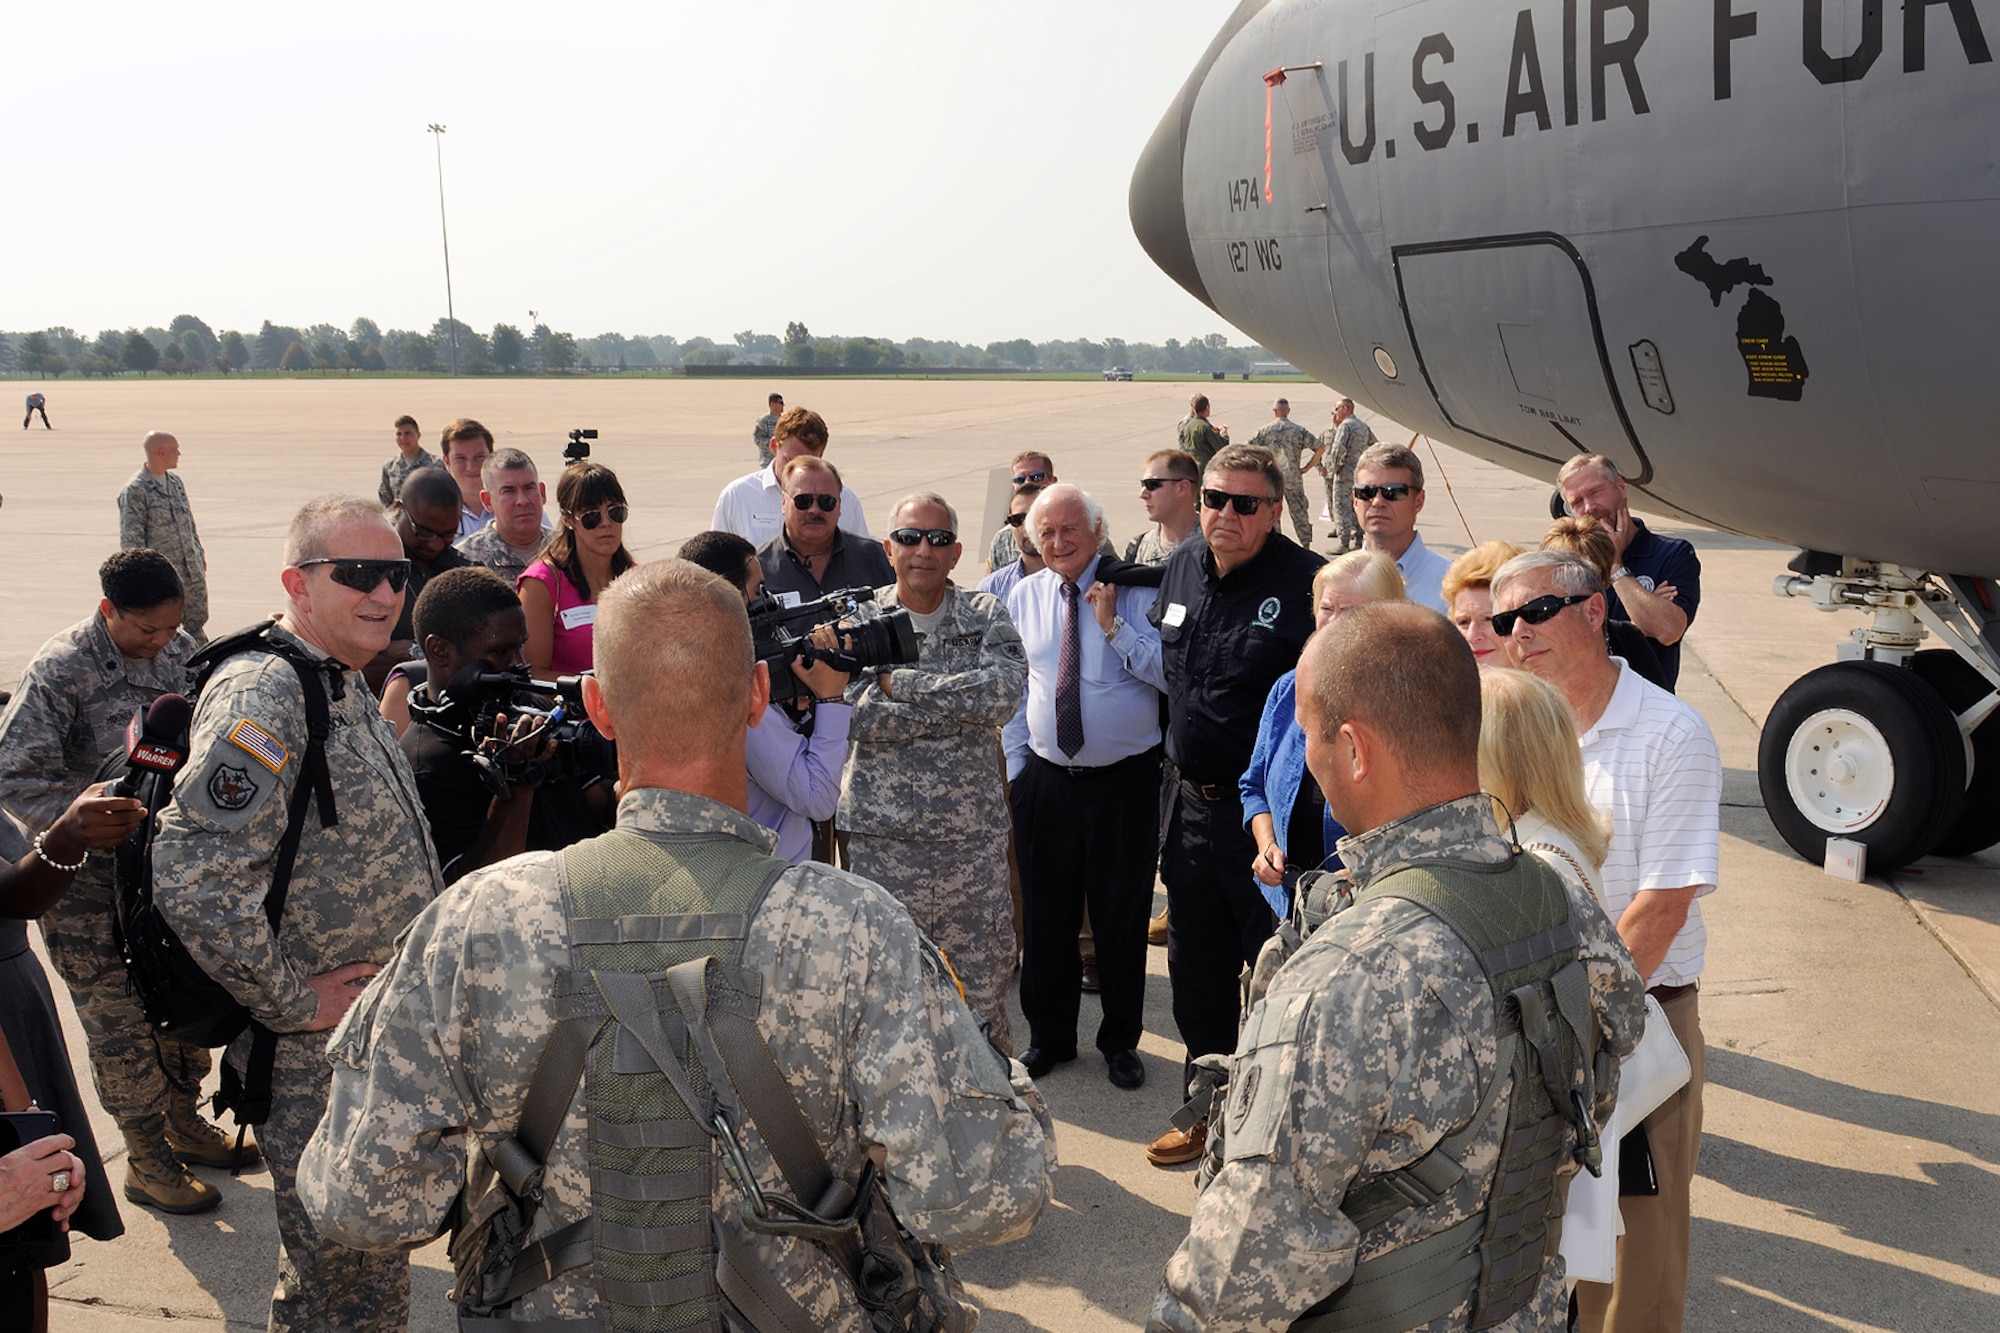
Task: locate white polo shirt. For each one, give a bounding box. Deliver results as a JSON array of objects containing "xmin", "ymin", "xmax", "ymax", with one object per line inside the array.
[
  {"xmin": 1578, "ymin": 658, "xmax": 1722, "ymax": 988},
  {"xmin": 711, "ymin": 462, "xmax": 871, "ymax": 547}
]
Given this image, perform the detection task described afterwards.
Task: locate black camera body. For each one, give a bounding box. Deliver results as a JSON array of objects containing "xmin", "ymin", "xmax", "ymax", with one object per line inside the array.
[
  {"xmin": 408, "ymin": 662, "xmax": 616, "ymax": 800},
  {"xmin": 563, "ymin": 428, "xmax": 598, "ymax": 464},
  {"xmin": 749, "ymin": 586, "xmax": 921, "ymax": 706}
]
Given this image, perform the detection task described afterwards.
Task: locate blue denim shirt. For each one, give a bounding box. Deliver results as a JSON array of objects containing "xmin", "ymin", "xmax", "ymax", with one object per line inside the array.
[{"xmin": 1237, "ymin": 668, "xmax": 1345, "ymax": 917}]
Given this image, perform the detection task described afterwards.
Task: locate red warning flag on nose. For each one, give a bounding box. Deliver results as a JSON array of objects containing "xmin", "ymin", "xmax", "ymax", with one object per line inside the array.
[{"xmin": 1262, "ymin": 68, "xmax": 1287, "ymax": 203}]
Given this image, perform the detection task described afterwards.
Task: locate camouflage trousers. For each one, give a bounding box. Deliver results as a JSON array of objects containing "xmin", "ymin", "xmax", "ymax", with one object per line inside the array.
[
  {"xmin": 1322, "ymin": 464, "xmax": 1362, "ymax": 551},
  {"xmin": 39, "ymin": 871, "xmax": 211, "ymax": 1128},
  {"xmin": 845, "ymin": 833, "xmax": 1015, "ymax": 1053},
  {"xmin": 180, "ymin": 574, "xmax": 209, "ymax": 644},
  {"xmin": 255, "ymin": 1034, "xmax": 409, "ymax": 1333},
  {"xmin": 1282, "ymin": 476, "xmax": 1313, "ymax": 548}
]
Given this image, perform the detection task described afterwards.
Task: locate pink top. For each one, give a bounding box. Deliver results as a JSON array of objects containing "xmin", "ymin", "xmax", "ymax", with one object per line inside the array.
[{"xmin": 520, "ymin": 559, "xmax": 596, "ymax": 676}]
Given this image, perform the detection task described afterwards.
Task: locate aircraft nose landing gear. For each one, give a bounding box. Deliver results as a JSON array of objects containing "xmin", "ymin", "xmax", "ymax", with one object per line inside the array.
[{"xmin": 1766, "ymin": 561, "xmax": 2000, "ymax": 871}]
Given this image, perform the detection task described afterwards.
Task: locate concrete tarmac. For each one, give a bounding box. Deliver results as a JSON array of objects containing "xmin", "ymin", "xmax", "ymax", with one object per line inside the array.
[{"xmin": 6, "ymin": 378, "xmax": 1995, "ymax": 1331}]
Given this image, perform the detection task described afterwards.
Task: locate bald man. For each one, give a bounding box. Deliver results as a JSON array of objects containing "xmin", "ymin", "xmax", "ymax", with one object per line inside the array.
[{"xmin": 117, "ymin": 430, "xmax": 209, "ymax": 642}]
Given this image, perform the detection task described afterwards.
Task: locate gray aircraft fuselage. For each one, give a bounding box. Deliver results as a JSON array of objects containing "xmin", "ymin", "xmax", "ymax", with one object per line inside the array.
[{"xmin": 1132, "ymin": 0, "xmax": 2000, "ymax": 575}]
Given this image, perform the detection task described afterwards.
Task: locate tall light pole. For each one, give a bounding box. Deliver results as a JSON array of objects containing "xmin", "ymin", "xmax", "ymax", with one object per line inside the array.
[{"xmin": 427, "ymin": 123, "xmax": 458, "ymax": 378}]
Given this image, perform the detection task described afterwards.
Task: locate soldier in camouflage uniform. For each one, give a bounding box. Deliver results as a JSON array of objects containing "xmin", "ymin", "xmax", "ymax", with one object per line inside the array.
[
  {"xmin": 1150, "ymin": 604, "xmax": 1645, "ymax": 1332},
  {"xmin": 152, "ymin": 497, "xmax": 443, "ymax": 1333},
  {"xmin": 843, "ymin": 494, "xmax": 1029, "ymax": 1051},
  {"xmin": 1309, "ymin": 399, "xmax": 1377, "ymax": 553},
  {"xmin": 375, "ymin": 414, "xmax": 442, "ymax": 508},
  {"xmin": 1249, "ymin": 398, "xmax": 1320, "ymax": 548},
  {"xmin": 296, "ymin": 560, "xmax": 1055, "ymax": 1329},
  {"xmin": 1178, "ymin": 395, "xmax": 1229, "ymax": 469},
  {"xmin": 753, "ymin": 391, "xmax": 784, "ymax": 466},
  {"xmin": 117, "ymin": 430, "xmax": 209, "ymax": 642},
  {"xmin": 0, "ymin": 549, "xmax": 245, "ymax": 1214},
  {"xmin": 986, "ymin": 451, "xmax": 1056, "ymax": 572}
]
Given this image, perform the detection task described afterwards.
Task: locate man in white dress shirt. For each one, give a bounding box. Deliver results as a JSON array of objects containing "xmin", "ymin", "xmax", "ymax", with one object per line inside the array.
[{"xmin": 711, "ymin": 406, "xmax": 870, "ymax": 546}]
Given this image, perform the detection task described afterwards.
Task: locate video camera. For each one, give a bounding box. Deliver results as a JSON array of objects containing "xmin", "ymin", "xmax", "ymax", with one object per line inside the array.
[
  {"xmin": 750, "ymin": 586, "xmax": 921, "ymax": 707},
  {"xmin": 563, "ymin": 428, "xmax": 597, "ymax": 464},
  {"xmin": 406, "ymin": 663, "xmax": 616, "ymax": 801}
]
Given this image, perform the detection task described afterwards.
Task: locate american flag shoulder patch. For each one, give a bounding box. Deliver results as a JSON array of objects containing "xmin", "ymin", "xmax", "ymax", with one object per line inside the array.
[{"xmin": 227, "ymin": 720, "xmax": 290, "ymax": 775}]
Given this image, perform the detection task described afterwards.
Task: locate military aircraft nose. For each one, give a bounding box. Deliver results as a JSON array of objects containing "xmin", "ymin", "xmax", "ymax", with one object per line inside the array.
[
  {"xmin": 1129, "ymin": 0, "xmax": 1273, "ymax": 316},
  {"xmin": 1130, "ymin": 91, "xmax": 1212, "ymax": 312}
]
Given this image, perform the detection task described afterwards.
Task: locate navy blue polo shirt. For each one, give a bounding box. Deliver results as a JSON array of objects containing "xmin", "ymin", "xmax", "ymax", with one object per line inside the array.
[{"xmin": 1605, "ymin": 518, "xmax": 1700, "ymax": 690}]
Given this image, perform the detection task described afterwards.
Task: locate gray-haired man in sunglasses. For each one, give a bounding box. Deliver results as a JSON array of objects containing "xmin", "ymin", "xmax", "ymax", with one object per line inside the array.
[{"xmin": 153, "ymin": 495, "xmax": 443, "ymax": 1333}]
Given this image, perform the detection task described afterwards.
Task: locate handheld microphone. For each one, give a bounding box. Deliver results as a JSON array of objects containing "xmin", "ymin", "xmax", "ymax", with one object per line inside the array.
[{"xmin": 111, "ymin": 693, "xmax": 194, "ymax": 797}]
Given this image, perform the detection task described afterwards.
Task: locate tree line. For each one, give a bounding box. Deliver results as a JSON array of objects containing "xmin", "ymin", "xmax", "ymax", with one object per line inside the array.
[{"xmin": 0, "ymin": 316, "xmax": 1277, "ymax": 378}]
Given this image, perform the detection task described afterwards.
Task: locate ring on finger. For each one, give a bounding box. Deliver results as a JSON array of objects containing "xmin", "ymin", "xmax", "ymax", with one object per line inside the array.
[{"xmin": 51, "ymin": 1170, "xmax": 70, "ymax": 1193}]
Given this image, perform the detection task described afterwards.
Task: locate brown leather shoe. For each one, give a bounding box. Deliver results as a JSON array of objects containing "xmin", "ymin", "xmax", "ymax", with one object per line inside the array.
[
  {"xmin": 1080, "ymin": 955, "xmax": 1101, "ymax": 993},
  {"xmin": 168, "ymin": 1112, "xmax": 260, "ymax": 1170},
  {"xmin": 1146, "ymin": 1120, "xmax": 1207, "ymax": 1167},
  {"xmin": 124, "ymin": 1157, "xmax": 222, "ymax": 1215},
  {"xmin": 1148, "ymin": 908, "xmax": 1170, "ymax": 947}
]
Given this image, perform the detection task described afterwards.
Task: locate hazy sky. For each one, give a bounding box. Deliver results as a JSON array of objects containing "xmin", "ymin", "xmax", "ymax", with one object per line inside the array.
[{"xmin": 10, "ymin": 1, "xmax": 1241, "ymax": 345}]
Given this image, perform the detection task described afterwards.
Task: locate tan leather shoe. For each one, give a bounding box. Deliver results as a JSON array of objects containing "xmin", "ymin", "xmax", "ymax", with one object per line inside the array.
[
  {"xmin": 124, "ymin": 1157, "xmax": 222, "ymax": 1214},
  {"xmin": 1148, "ymin": 908, "xmax": 1170, "ymax": 947},
  {"xmin": 167, "ymin": 1116, "xmax": 260, "ymax": 1170},
  {"xmin": 1146, "ymin": 1120, "xmax": 1207, "ymax": 1167}
]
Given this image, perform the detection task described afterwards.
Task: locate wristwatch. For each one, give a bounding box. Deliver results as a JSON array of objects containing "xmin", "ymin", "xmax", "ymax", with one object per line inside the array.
[
  {"xmin": 1103, "ymin": 614, "xmax": 1125, "ymax": 642},
  {"xmin": 1609, "ymin": 565, "xmax": 1633, "ymax": 583}
]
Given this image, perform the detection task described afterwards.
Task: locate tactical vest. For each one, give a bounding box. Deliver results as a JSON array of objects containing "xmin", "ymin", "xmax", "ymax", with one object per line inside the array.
[
  {"xmin": 1293, "ymin": 855, "xmax": 1607, "ymax": 1333},
  {"xmin": 451, "ymin": 827, "xmax": 968, "ymax": 1333}
]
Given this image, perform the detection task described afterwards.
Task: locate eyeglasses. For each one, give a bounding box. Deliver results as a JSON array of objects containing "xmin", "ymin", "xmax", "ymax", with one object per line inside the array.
[
  {"xmin": 1352, "ymin": 483, "xmax": 1414, "ymax": 502},
  {"xmin": 889, "ymin": 527, "xmax": 957, "ymax": 548},
  {"xmin": 407, "ymin": 518, "xmax": 454, "ymax": 544},
  {"xmin": 1201, "ymin": 488, "xmax": 1274, "ymax": 516},
  {"xmin": 1011, "ymin": 469, "xmax": 1049, "ymax": 486},
  {"xmin": 1489, "ymin": 593, "xmax": 1592, "ymax": 637},
  {"xmin": 297, "ymin": 558, "xmax": 411, "ymax": 594},
  {"xmin": 789, "ymin": 492, "xmax": 839, "ymax": 513},
  {"xmin": 1004, "ymin": 512, "xmax": 1028, "ymax": 527},
  {"xmin": 569, "ymin": 503, "xmax": 629, "ymax": 530},
  {"xmin": 1139, "ymin": 477, "xmax": 1186, "ymax": 492}
]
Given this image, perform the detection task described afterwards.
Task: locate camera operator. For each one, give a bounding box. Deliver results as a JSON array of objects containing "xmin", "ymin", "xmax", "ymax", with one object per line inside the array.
[
  {"xmin": 400, "ymin": 567, "xmax": 609, "ymax": 883},
  {"xmin": 681, "ymin": 531, "xmax": 852, "ymax": 865}
]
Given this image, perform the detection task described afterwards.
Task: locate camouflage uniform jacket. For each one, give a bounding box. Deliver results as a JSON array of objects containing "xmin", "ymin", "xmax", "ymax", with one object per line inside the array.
[
  {"xmin": 378, "ymin": 447, "xmax": 444, "ymax": 508},
  {"xmin": 454, "ymin": 523, "xmax": 550, "ymax": 585},
  {"xmin": 838, "ymin": 584, "xmax": 1027, "ymax": 842},
  {"xmin": 297, "ymin": 787, "xmax": 1057, "ymax": 1328},
  {"xmin": 1319, "ymin": 415, "xmax": 1378, "ymax": 481},
  {"xmin": 0, "ymin": 612, "xmax": 197, "ymax": 834},
  {"xmin": 1249, "ymin": 419, "xmax": 1317, "ymax": 476},
  {"xmin": 1179, "ymin": 416, "xmax": 1230, "ymax": 470},
  {"xmin": 151, "ymin": 624, "xmax": 443, "ymax": 1032},
  {"xmin": 1151, "ymin": 795, "xmax": 1645, "ymax": 1333},
  {"xmin": 753, "ymin": 412, "xmax": 779, "ymax": 466},
  {"xmin": 116, "ymin": 467, "xmax": 206, "ymax": 587}
]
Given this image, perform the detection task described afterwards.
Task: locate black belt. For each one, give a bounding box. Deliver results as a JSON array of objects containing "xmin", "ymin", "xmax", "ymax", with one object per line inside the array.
[
  {"xmin": 1647, "ymin": 982, "xmax": 1697, "ymax": 1005},
  {"xmin": 1181, "ymin": 778, "xmax": 1240, "ymax": 803},
  {"xmin": 1031, "ymin": 746, "xmax": 1162, "ymax": 779}
]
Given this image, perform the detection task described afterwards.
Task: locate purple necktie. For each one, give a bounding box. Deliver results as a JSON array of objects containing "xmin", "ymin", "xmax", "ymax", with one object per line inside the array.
[{"xmin": 1057, "ymin": 581, "xmax": 1085, "ymax": 758}]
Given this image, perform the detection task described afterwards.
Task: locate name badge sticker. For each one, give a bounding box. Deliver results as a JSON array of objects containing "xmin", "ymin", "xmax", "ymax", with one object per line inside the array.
[
  {"xmin": 1163, "ymin": 602, "xmax": 1188, "ymax": 627},
  {"xmin": 559, "ymin": 603, "xmax": 599, "ymax": 631}
]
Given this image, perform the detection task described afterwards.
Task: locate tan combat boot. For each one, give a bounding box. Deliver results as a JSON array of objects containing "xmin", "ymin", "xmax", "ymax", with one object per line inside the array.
[
  {"xmin": 122, "ymin": 1115, "xmax": 221, "ymax": 1215},
  {"xmin": 166, "ymin": 1087, "xmax": 260, "ymax": 1169}
]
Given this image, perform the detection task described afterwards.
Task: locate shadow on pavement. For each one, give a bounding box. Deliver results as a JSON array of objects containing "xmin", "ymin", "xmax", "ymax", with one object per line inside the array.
[
  {"xmin": 1707, "ymin": 1046, "xmax": 2000, "ymax": 1166},
  {"xmin": 1693, "ymin": 1215, "xmax": 2000, "ymax": 1332}
]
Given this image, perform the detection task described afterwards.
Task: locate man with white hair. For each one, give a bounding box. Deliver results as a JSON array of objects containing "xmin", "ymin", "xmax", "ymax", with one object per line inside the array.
[
  {"xmin": 1491, "ymin": 548, "xmax": 1720, "ymax": 1333},
  {"xmin": 1003, "ymin": 484, "xmax": 1166, "ymax": 1089}
]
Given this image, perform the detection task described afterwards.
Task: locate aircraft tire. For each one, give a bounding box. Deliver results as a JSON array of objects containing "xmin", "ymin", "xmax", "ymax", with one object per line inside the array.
[
  {"xmin": 1907, "ymin": 649, "xmax": 2000, "ymax": 857},
  {"xmin": 1759, "ymin": 661, "xmax": 1966, "ymax": 872}
]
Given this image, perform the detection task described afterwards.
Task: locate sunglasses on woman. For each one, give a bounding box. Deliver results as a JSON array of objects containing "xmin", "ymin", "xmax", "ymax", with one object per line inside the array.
[
  {"xmin": 1489, "ymin": 593, "xmax": 1591, "ymax": 637},
  {"xmin": 570, "ymin": 503, "xmax": 629, "ymax": 530},
  {"xmin": 889, "ymin": 527, "xmax": 957, "ymax": 547},
  {"xmin": 297, "ymin": 558, "xmax": 411, "ymax": 593}
]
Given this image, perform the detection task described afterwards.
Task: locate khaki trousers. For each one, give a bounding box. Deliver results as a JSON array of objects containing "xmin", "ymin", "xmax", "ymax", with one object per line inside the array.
[{"xmin": 1576, "ymin": 987, "xmax": 1705, "ymax": 1333}]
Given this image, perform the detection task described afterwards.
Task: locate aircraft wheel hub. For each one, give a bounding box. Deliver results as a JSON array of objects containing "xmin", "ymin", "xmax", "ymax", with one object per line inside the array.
[{"xmin": 1785, "ymin": 709, "xmax": 1893, "ymax": 832}]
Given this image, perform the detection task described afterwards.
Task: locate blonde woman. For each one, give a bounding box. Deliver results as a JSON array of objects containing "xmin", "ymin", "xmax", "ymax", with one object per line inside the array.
[
  {"xmin": 1477, "ymin": 667, "xmax": 1611, "ymax": 901},
  {"xmin": 1239, "ymin": 550, "xmax": 1403, "ymax": 915},
  {"xmin": 1440, "ymin": 539, "xmax": 1523, "ymax": 668}
]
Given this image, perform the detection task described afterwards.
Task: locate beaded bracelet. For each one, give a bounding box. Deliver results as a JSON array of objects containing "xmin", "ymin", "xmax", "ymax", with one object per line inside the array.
[{"xmin": 31, "ymin": 831, "xmax": 87, "ymax": 873}]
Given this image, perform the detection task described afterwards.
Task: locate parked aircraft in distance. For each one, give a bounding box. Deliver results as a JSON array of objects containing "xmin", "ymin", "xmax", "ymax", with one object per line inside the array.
[{"xmin": 1131, "ymin": 0, "xmax": 2000, "ymax": 871}]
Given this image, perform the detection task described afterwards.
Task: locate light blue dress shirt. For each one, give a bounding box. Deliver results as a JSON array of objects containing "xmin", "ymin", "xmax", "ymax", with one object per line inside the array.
[
  {"xmin": 1002, "ymin": 556, "xmax": 1167, "ymax": 780},
  {"xmin": 1392, "ymin": 530, "xmax": 1454, "ymax": 613},
  {"xmin": 745, "ymin": 700, "xmax": 849, "ymax": 864}
]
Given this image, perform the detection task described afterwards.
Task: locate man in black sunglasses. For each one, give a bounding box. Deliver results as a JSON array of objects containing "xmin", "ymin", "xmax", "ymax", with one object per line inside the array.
[
  {"xmin": 152, "ymin": 495, "xmax": 444, "ymax": 1332},
  {"xmin": 1353, "ymin": 442, "xmax": 1452, "ymax": 613},
  {"xmin": 986, "ymin": 451, "xmax": 1059, "ymax": 573},
  {"xmin": 758, "ymin": 457, "xmax": 892, "ymax": 605},
  {"xmin": 373, "ymin": 468, "xmax": 473, "ymax": 692},
  {"xmin": 1143, "ymin": 443, "xmax": 1324, "ymax": 1167}
]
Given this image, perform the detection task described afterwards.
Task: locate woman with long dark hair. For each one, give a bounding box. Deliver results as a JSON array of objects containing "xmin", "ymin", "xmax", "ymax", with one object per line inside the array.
[{"xmin": 519, "ymin": 462, "xmax": 636, "ymax": 675}]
